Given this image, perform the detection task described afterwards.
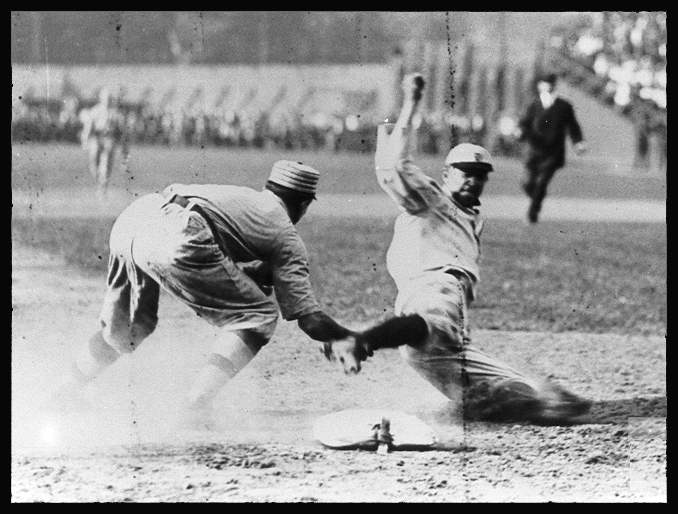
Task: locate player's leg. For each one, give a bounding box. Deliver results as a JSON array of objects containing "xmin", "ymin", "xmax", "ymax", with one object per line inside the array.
[
  {"xmin": 97, "ymin": 139, "xmax": 115, "ymax": 198},
  {"xmin": 400, "ymin": 329, "xmax": 590, "ymax": 424},
  {"xmin": 521, "ymin": 152, "xmax": 540, "ymax": 198},
  {"xmin": 48, "ymin": 331, "xmax": 120, "ymax": 412},
  {"xmin": 393, "ymin": 272, "xmax": 474, "ymax": 403},
  {"xmin": 527, "ymin": 157, "xmax": 560, "ymax": 223},
  {"xmin": 394, "ymin": 273, "xmax": 590, "ymax": 424},
  {"xmin": 132, "ymin": 197, "xmax": 280, "ymax": 426},
  {"xmin": 184, "ymin": 322, "xmax": 276, "ymax": 428},
  {"xmin": 47, "ymin": 198, "xmax": 162, "ymax": 412},
  {"xmin": 87, "ymin": 139, "xmax": 100, "ymax": 179}
]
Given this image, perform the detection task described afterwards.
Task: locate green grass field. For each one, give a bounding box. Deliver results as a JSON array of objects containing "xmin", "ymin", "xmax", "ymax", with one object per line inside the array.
[
  {"xmin": 12, "ymin": 142, "xmax": 667, "ymax": 199},
  {"xmin": 12, "ymin": 213, "xmax": 666, "ymax": 336},
  {"xmin": 12, "ymin": 143, "xmax": 666, "ymax": 336}
]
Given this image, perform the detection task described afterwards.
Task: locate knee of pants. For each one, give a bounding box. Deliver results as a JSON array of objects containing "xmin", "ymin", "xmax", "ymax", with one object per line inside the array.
[
  {"xmin": 101, "ymin": 318, "xmax": 157, "ymax": 354},
  {"xmin": 242, "ymin": 316, "xmax": 278, "ymax": 346}
]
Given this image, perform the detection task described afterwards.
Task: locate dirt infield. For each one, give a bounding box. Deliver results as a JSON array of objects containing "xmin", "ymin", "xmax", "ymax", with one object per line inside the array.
[
  {"xmin": 11, "ymin": 145, "xmax": 666, "ymax": 502},
  {"xmin": 11, "ymin": 244, "xmax": 666, "ymax": 502}
]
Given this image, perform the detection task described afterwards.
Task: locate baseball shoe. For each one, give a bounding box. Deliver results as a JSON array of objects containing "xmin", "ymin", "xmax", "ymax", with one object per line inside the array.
[
  {"xmin": 528, "ymin": 383, "xmax": 592, "ymax": 425},
  {"xmin": 462, "ymin": 379, "xmax": 544, "ymax": 423},
  {"xmin": 527, "ymin": 208, "xmax": 539, "ymax": 224}
]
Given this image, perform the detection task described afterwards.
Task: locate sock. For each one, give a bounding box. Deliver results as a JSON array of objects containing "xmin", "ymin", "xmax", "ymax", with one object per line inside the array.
[
  {"xmin": 187, "ymin": 331, "xmax": 261, "ymax": 408},
  {"xmin": 186, "ymin": 359, "xmax": 235, "ymax": 409},
  {"xmin": 73, "ymin": 330, "xmax": 120, "ymax": 382}
]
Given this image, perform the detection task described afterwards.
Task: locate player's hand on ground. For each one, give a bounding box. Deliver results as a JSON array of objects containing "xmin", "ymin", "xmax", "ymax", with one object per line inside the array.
[
  {"xmin": 402, "ymin": 73, "xmax": 426, "ymax": 102},
  {"xmin": 320, "ymin": 336, "xmax": 368, "ymax": 376},
  {"xmin": 574, "ymin": 141, "xmax": 588, "ymax": 156}
]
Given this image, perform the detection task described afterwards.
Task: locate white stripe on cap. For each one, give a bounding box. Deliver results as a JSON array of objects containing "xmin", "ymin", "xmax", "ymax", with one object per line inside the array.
[{"xmin": 268, "ymin": 160, "xmax": 320, "ymax": 195}]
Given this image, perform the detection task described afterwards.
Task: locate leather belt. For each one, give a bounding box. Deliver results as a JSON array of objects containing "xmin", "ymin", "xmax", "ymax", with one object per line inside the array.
[
  {"xmin": 445, "ymin": 268, "xmax": 469, "ymax": 280},
  {"xmin": 445, "ymin": 268, "xmax": 474, "ymax": 301},
  {"xmin": 166, "ymin": 193, "xmax": 220, "ymax": 243}
]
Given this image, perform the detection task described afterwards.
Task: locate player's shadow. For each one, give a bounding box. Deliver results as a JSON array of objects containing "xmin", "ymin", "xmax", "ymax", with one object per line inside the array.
[{"xmin": 586, "ymin": 395, "xmax": 666, "ymax": 425}]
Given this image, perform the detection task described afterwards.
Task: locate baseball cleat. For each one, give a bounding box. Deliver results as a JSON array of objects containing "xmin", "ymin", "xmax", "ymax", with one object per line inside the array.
[
  {"xmin": 528, "ymin": 384, "xmax": 592, "ymax": 425},
  {"xmin": 463, "ymin": 379, "xmax": 544, "ymax": 423}
]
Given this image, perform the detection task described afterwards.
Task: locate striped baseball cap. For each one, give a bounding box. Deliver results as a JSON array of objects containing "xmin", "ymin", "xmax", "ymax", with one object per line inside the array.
[{"xmin": 268, "ymin": 160, "xmax": 320, "ymax": 196}]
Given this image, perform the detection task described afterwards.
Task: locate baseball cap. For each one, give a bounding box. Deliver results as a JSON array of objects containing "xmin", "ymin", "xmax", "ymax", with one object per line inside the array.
[
  {"xmin": 268, "ymin": 160, "xmax": 320, "ymax": 197},
  {"xmin": 445, "ymin": 143, "xmax": 494, "ymax": 172}
]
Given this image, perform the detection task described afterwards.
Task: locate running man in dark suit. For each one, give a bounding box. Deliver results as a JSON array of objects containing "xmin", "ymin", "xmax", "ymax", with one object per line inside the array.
[{"xmin": 516, "ymin": 73, "xmax": 587, "ymax": 224}]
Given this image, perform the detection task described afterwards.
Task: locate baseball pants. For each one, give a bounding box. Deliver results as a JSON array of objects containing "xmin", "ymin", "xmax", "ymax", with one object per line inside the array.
[
  {"xmin": 87, "ymin": 137, "xmax": 117, "ymax": 190},
  {"xmin": 522, "ymin": 152, "xmax": 563, "ymax": 218},
  {"xmin": 394, "ymin": 271, "xmax": 541, "ymax": 403},
  {"xmin": 98, "ymin": 193, "xmax": 279, "ymax": 356}
]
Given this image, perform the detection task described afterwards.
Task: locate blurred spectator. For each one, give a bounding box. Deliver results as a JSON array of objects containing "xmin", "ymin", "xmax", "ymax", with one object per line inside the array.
[
  {"xmin": 13, "ymin": 84, "xmax": 529, "ymax": 158},
  {"xmin": 548, "ymin": 11, "xmax": 666, "ymax": 170},
  {"xmin": 79, "ymin": 88, "xmax": 129, "ymax": 200},
  {"xmin": 516, "ymin": 72, "xmax": 587, "ymax": 224},
  {"xmin": 551, "ymin": 11, "xmax": 666, "ymax": 112}
]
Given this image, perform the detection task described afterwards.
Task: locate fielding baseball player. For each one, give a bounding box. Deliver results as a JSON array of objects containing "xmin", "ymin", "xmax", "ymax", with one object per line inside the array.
[
  {"xmin": 49, "ymin": 160, "xmax": 361, "ymax": 425},
  {"xmin": 337, "ymin": 73, "xmax": 592, "ymax": 424},
  {"xmin": 80, "ymin": 88, "xmax": 129, "ymax": 200}
]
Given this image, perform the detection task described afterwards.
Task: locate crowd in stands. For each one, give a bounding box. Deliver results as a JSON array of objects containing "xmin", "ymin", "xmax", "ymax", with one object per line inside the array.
[
  {"xmin": 11, "ymin": 95, "xmax": 505, "ymax": 156},
  {"xmin": 549, "ymin": 11, "xmax": 666, "ymax": 113},
  {"xmin": 546, "ymin": 11, "xmax": 666, "ymax": 170}
]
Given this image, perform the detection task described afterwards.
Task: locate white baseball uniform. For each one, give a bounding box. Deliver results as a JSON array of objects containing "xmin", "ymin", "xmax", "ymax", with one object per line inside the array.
[{"xmin": 375, "ymin": 122, "xmax": 543, "ymax": 406}]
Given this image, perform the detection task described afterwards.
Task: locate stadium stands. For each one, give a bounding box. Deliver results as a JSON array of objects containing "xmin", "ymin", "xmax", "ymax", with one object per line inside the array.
[
  {"xmin": 11, "ymin": 13, "xmax": 666, "ymax": 168},
  {"xmin": 543, "ymin": 12, "xmax": 666, "ymax": 169}
]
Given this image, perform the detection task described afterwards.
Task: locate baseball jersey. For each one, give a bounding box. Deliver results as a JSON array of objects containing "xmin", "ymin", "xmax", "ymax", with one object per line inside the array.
[
  {"xmin": 162, "ymin": 183, "xmax": 321, "ymax": 321},
  {"xmin": 84, "ymin": 103, "xmax": 125, "ymax": 139},
  {"xmin": 375, "ymin": 127, "xmax": 483, "ymax": 297}
]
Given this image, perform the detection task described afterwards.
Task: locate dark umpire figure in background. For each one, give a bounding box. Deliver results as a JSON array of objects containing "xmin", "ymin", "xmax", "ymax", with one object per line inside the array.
[{"xmin": 516, "ymin": 72, "xmax": 587, "ymax": 224}]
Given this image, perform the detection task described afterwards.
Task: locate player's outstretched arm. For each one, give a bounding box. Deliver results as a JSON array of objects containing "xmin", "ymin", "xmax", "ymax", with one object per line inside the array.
[
  {"xmin": 297, "ymin": 311, "xmax": 365, "ymax": 375},
  {"xmin": 355, "ymin": 314, "xmax": 428, "ymax": 354}
]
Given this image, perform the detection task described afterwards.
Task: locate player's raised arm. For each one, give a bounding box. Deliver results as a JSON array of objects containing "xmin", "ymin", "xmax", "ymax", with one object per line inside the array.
[
  {"xmin": 389, "ymin": 73, "xmax": 425, "ymax": 162},
  {"xmin": 375, "ymin": 73, "xmax": 425, "ymax": 172},
  {"xmin": 375, "ymin": 74, "xmax": 440, "ymax": 213}
]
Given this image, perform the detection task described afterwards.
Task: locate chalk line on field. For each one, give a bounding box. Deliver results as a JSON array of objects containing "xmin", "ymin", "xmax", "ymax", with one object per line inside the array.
[{"xmin": 12, "ymin": 188, "xmax": 666, "ymax": 223}]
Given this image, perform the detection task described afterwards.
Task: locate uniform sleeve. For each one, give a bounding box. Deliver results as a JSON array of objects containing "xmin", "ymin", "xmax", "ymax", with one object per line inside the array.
[
  {"xmin": 566, "ymin": 102, "xmax": 584, "ymax": 144},
  {"xmin": 269, "ymin": 227, "xmax": 321, "ymax": 321},
  {"xmin": 375, "ymin": 124, "xmax": 443, "ymax": 214},
  {"xmin": 517, "ymin": 103, "xmax": 535, "ymax": 141},
  {"xmin": 376, "ymin": 159, "xmax": 444, "ymax": 214}
]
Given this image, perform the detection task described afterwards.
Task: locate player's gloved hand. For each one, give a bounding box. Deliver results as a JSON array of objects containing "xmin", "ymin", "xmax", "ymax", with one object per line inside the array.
[
  {"xmin": 401, "ymin": 73, "xmax": 426, "ymax": 102},
  {"xmin": 320, "ymin": 336, "xmax": 369, "ymax": 375}
]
